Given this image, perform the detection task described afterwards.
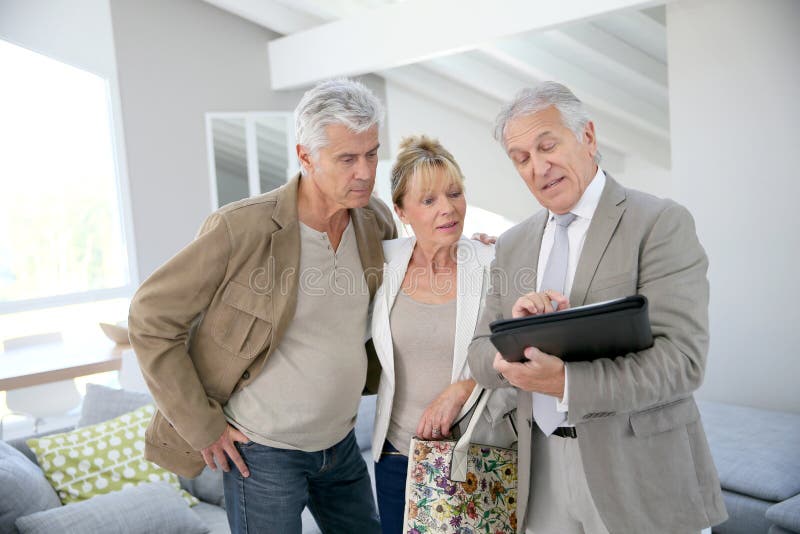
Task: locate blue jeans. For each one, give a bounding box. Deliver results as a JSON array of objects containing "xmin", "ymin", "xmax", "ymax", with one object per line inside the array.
[
  {"xmin": 374, "ymin": 441, "xmax": 409, "ymax": 534},
  {"xmin": 223, "ymin": 430, "xmax": 380, "ymax": 534}
]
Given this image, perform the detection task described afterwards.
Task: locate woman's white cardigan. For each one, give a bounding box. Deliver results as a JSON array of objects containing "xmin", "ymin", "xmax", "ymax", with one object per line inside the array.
[{"xmin": 370, "ymin": 236, "xmax": 500, "ymax": 460}]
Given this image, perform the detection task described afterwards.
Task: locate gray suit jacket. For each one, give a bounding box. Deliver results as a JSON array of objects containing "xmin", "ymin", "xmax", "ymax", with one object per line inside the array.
[{"xmin": 468, "ymin": 176, "xmax": 727, "ymax": 533}]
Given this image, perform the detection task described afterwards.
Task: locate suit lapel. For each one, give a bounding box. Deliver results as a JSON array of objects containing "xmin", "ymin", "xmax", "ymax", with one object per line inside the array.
[
  {"xmin": 570, "ymin": 176, "xmax": 627, "ymax": 306},
  {"xmin": 525, "ymin": 211, "xmax": 549, "ymax": 294},
  {"xmin": 352, "ymin": 205, "xmax": 383, "ymax": 300},
  {"xmin": 269, "ymin": 176, "xmax": 301, "ymax": 347}
]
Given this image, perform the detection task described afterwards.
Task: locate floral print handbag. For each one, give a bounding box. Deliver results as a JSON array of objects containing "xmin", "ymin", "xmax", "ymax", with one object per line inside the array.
[{"xmin": 403, "ymin": 387, "xmax": 518, "ymax": 533}]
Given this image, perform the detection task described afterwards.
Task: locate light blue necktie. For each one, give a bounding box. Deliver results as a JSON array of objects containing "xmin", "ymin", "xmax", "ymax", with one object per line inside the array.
[{"xmin": 533, "ymin": 212, "xmax": 576, "ymax": 436}]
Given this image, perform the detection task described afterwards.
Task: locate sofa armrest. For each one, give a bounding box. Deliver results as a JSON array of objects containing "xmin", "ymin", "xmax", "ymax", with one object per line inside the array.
[{"xmin": 767, "ymin": 494, "xmax": 800, "ymax": 534}]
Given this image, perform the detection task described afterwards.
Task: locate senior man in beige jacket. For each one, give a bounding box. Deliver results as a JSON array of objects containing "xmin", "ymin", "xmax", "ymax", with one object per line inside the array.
[{"xmin": 129, "ymin": 79, "xmax": 395, "ymax": 534}]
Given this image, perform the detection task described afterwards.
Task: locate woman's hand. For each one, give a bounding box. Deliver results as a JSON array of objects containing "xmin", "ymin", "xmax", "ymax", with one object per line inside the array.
[
  {"xmin": 471, "ymin": 233, "xmax": 497, "ymax": 245},
  {"xmin": 416, "ymin": 379, "xmax": 476, "ymax": 439}
]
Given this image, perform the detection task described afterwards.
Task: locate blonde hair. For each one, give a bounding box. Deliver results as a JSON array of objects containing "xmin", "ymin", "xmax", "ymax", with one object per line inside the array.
[{"xmin": 390, "ymin": 135, "xmax": 465, "ymax": 208}]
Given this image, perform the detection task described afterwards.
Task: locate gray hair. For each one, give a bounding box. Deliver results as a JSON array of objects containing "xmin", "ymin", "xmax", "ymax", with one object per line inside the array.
[
  {"xmin": 493, "ymin": 81, "xmax": 601, "ymax": 164},
  {"xmin": 295, "ymin": 78, "xmax": 384, "ymax": 174}
]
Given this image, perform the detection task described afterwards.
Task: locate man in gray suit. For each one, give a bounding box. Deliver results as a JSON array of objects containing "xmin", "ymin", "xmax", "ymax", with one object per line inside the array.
[{"xmin": 467, "ymin": 82, "xmax": 727, "ymax": 533}]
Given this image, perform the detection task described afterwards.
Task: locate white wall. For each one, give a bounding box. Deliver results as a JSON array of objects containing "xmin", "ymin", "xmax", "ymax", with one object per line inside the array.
[
  {"xmin": 385, "ymin": 83, "xmax": 534, "ymax": 223},
  {"xmin": 109, "ymin": 0, "xmax": 390, "ymax": 279},
  {"xmin": 668, "ymin": 0, "xmax": 800, "ymax": 412},
  {"xmin": 612, "ymin": 153, "xmax": 672, "ymax": 200},
  {"xmin": 107, "ymin": 0, "xmax": 297, "ymax": 279},
  {"xmin": 0, "ymin": 0, "xmax": 115, "ymax": 76}
]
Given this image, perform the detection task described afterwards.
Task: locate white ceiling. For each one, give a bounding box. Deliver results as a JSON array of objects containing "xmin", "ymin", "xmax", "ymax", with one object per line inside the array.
[{"xmin": 203, "ymin": 0, "xmax": 670, "ymax": 169}]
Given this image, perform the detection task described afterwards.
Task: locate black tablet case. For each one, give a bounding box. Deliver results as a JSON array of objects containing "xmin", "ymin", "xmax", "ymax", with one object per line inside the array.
[{"xmin": 489, "ymin": 295, "xmax": 653, "ymax": 362}]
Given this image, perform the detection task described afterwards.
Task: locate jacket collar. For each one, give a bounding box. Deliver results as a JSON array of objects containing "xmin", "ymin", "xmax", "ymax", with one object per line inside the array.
[
  {"xmin": 569, "ymin": 174, "xmax": 626, "ymax": 306},
  {"xmin": 272, "ymin": 173, "xmax": 383, "ymax": 299},
  {"xmin": 381, "ymin": 236, "xmax": 488, "ymax": 383}
]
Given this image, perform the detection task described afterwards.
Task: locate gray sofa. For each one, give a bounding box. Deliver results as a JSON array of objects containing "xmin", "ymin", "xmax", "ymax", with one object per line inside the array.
[
  {"xmin": 0, "ymin": 384, "xmax": 378, "ymax": 534},
  {"xmin": 699, "ymin": 401, "xmax": 800, "ymax": 534}
]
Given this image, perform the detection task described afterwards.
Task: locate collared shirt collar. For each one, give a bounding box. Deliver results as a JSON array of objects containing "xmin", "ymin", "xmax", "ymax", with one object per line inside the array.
[{"xmin": 548, "ymin": 167, "xmax": 606, "ymax": 222}]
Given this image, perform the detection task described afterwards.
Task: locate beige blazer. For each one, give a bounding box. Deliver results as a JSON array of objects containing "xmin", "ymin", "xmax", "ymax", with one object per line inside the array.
[
  {"xmin": 468, "ymin": 176, "xmax": 727, "ymax": 533},
  {"xmin": 128, "ymin": 175, "xmax": 396, "ymax": 478}
]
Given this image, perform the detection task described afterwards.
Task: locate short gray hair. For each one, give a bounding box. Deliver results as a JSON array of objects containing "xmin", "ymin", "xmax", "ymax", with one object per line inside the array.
[
  {"xmin": 295, "ymin": 78, "xmax": 384, "ymax": 174},
  {"xmin": 493, "ymin": 81, "xmax": 601, "ymax": 164}
]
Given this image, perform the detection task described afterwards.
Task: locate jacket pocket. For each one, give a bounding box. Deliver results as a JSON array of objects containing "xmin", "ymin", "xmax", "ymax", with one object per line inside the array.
[
  {"xmin": 587, "ymin": 271, "xmax": 637, "ymax": 301},
  {"xmin": 146, "ymin": 409, "xmax": 195, "ymax": 454},
  {"xmin": 212, "ymin": 280, "xmax": 273, "ymax": 359},
  {"xmin": 630, "ymin": 397, "xmax": 699, "ymax": 438}
]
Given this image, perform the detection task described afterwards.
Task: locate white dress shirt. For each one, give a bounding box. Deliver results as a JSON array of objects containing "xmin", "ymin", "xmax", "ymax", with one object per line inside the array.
[{"xmin": 535, "ymin": 168, "xmax": 606, "ymax": 420}]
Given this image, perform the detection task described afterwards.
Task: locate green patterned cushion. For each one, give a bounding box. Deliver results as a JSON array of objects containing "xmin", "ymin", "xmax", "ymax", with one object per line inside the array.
[{"xmin": 26, "ymin": 404, "xmax": 198, "ymax": 506}]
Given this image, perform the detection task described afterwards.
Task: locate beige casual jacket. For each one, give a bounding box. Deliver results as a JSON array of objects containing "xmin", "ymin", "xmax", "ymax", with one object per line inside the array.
[{"xmin": 128, "ymin": 175, "xmax": 396, "ymax": 477}]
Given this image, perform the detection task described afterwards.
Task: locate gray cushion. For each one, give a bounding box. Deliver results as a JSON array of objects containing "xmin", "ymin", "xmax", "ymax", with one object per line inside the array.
[
  {"xmin": 15, "ymin": 481, "xmax": 209, "ymax": 534},
  {"xmin": 191, "ymin": 502, "xmax": 231, "ymax": 534},
  {"xmin": 355, "ymin": 395, "xmax": 376, "ymax": 451},
  {"xmin": 81, "ymin": 385, "xmax": 228, "ymax": 507},
  {"xmin": 767, "ymin": 494, "xmax": 800, "ymax": 532},
  {"xmin": 769, "ymin": 526, "xmax": 797, "ymax": 534},
  {"xmin": 0, "ymin": 441, "xmax": 61, "ymax": 533},
  {"xmin": 714, "ymin": 490, "xmax": 773, "ymax": 534},
  {"xmin": 699, "ymin": 401, "xmax": 800, "ymax": 501},
  {"xmin": 7, "ymin": 426, "xmax": 73, "ymax": 466},
  {"xmin": 180, "ymin": 467, "xmax": 225, "ymax": 507},
  {"xmin": 77, "ymin": 383, "xmax": 152, "ymax": 427}
]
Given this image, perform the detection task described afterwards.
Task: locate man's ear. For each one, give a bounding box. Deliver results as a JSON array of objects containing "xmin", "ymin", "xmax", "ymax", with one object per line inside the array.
[
  {"xmin": 296, "ymin": 144, "xmax": 314, "ymax": 174},
  {"xmin": 583, "ymin": 121, "xmax": 598, "ymax": 159}
]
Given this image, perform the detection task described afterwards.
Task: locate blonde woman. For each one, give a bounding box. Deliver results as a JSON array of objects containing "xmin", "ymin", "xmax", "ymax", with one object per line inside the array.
[{"xmin": 370, "ymin": 135, "xmax": 504, "ymax": 533}]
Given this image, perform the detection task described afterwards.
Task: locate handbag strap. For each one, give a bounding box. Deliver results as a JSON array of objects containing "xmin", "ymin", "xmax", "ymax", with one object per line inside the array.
[
  {"xmin": 451, "ymin": 384, "xmax": 485, "ymax": 429},
  {"xmin": 450, "ymin": 387, "xmax": 494, "ymax": 482}
]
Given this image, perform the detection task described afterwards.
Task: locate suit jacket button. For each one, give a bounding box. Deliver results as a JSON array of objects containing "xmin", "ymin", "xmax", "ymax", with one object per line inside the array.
[{"xmin": 242, "ymin": 371, "xmax": 250, "ymax": 380}]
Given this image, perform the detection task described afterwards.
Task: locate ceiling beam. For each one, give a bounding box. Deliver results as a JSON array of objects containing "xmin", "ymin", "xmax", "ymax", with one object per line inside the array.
[
  {"xmin": 557, "ymin": 22, "xmax": 667, "ymax": 86},
  {"xmin": 534, "ymin": 25, "xmax": 668, "ymax": 107},
  {"xmin": 202, "ymin": 0, "xmax": 322, "ymax": 35},
  {"xmin": 422, "ymin": 52, "xmax": 528, "ymax": 103},
  {"xmin": 267, "ymin": 0, "xmax": 667, "ymax": 90},
  {"xmin": 381, "ymin": 66, "xmax": 628, "ymax": 172},
  {"xmin": 380, "ymin": 64, "xmax": 500, "ymax": 125},
  {"xmin": 592, "ymin": 10, "xmax": 667, "ymax": 62},
  {"xmin": 480, "ymin": 38, "xmax": 669, "ymax": 139}
]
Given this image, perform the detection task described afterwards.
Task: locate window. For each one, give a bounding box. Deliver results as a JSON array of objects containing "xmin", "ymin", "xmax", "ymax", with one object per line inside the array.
[
  {"xmin": 462, "ymin": 205, "xmax": 516, "ymax": 239},
  {"xmin": 0, "ymin": 40, "xmax": 133, "ymax": 315},
  {"xmin": 394, "ymin": 203, "xmax": 516, "ymax": 240},
  {"xmin": 206, "ymin": 112, "xmax": 297, "ymax": 209}
]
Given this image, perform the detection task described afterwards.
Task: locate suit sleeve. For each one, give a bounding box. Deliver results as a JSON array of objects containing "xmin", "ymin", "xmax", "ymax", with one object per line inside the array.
[
  {"xmin": 565, "ymin": 203, "xmax": 710, "ymax": 420},
  {"xmin": 128, "ymin": 213, "xmax": 232, "ymax": 450},
  {"xmin": 468, "ymin": 245, "xmax": 512, "ymax": 389}
]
